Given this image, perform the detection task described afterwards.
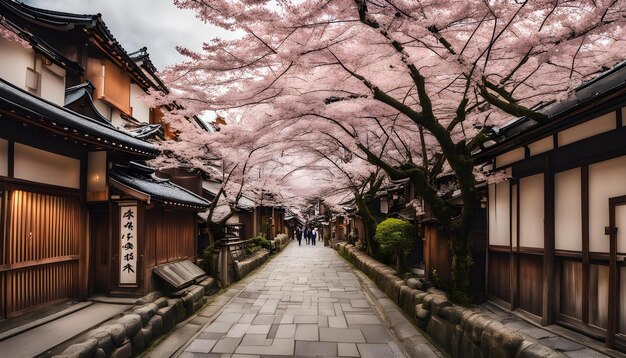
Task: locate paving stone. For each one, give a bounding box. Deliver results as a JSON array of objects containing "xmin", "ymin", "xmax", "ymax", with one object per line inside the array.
[
  {"xmin": 217, "ymin": 312, "xmax": 243, "ymax": 323},
  {"xmin": 329, "ymin": 316, "xmax": 348, "ymax": 328},
  {"xmin": 204, "ymin": 321, "xmax": 234, "ymax": 334},
  {"xmin": 294, "ymin": 315, "xmax": 318, "ymax": 324},
  {"xmin": 247, "ymin": 324, "xmax": 271, "ymax": 335},
  {"xmin": 227, "ymin": 323, "xmax": 252, "ymax": 338},
  {"xmin": 211, "ymin": 337, "xmax": 242, "ymax": 354},
  {"xmin": 356, "ymin": 343, "xmax": 396, "ymax": 358},
  {"xmin": 253, "ymin": 315, "xmax": 276, "ymax": 325},
  {"xmin": 275, "ymin": 324, "xmax": 296, "ymax": 339},
  {"xmin": 319, "ymin": 328, "xmax": 366, "ymax": 343},
  {"xmin": 185, "ymin": 339, "xmax": 217, "ymax": 353},
  {"xmin": 241, "ymin": 334, "xmax": 272, "ymax": 346},
  {"xmin": 295, "ymin": 324, "xmax": 319, "ymax": 341},
  {"xmin": 235, "ymin": 338, "xmax": 295, "ymax": 355},
  {"xmin": 294, "ymin": 341, "xmax": 338, "ymax": 356},
  {"xmin": 338, "ymin": 342, "xmax": 360, "ymax": 357},
  {"xmin": 352, "ymin": 325, "xmax": 392, "ymax": 343},
  {"xmin": 345, "ymin": 314, "xmax": 381, "ymax": 325}
]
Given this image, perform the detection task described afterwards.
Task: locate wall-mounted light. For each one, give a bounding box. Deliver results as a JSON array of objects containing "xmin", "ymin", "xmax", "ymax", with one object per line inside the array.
[{"xmin": 87, "ymin": 151, "xmax": 107, "ymax": 201}]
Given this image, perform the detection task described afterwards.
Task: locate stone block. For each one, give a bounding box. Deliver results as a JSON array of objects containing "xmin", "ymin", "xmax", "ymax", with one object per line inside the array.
[
  {"xmin": 91, "ymin": 323, "xmax": 126, "ymax": 347},
  {"xmin": 116, "ymin": 314, "xmax": 142, "ymax": 338},
  {"xmin": 480, "ymin": 321, "xmax": 523, "ymax": 357},
  {"xmin": 149, "ymin": 314, "xmax": 164, "ymax": 337},
  {"xmin": 110, "ymin": 340, "xmax": 132, "ymax": 358},
  {"xmin": 427, "ymin": 315, "xmax": 455, "ymax": 355},
  {"xmin": 58, "ymin": 338, "xmax": 98, "ymax": 358},
  {"xmin": 438, "ymin": 305, "xmax": 464, "ymax": 325},
  {"xmin": 135, "ymin": 290, "xmax": 163, "ymax": 306},
  {"xmin": 133, "ymin": 302, "xmax": 159, "ymax": 325},
  {"xmin": 141, "ymin": 322, "xmax": 153, "ymax": 343},
  {"xmin": 154, "ymin": 297, "xmax": 169, "ymax": 308},
  {"xmin": 157, "ymin": 305, "xmax": 175, "ymax": 332},
  {"xmin": 87, "ymin": 328, "xmax": 115, "ymax": 355},
  {"xmin": 406, "ymin": 278, "xmax": 419, "ymax": 289},
  {"xmin": 131, "ymin": 330, "xmax": 145, "ymax": 356},
  {"xmin": 517, "ymin": 342, "xmax": 565, "ymax": 358}
]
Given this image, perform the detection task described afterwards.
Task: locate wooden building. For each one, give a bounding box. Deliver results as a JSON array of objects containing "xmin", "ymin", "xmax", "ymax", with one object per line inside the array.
[
  {"xmin": 0, "ymin": 1, "xmax": 210, "ymax": 319},
  {"xmin": 476, "ymin": 62, "xmax": 626, "ymax": 350}
]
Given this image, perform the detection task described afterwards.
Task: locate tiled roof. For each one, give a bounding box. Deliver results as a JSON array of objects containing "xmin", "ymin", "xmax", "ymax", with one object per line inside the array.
[
  {"xmin": 110, "ymin": 162, "xmax": 211, "ymax": 210},
  {"xmin": 0, "ymin": 78, "xmax": 158, "ymax": 156}
]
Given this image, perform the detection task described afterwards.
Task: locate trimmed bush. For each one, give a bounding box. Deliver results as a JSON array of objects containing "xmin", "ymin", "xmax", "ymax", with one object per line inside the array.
[{"xmin": 374, "ymin": 218, "xmax": 416, "ymax": 273}]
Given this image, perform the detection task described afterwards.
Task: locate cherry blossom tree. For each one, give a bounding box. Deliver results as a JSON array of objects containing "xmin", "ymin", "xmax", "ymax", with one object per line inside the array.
[{"xmin": 162, "ymin": 0, "xmax": 626, "ymax": 302}]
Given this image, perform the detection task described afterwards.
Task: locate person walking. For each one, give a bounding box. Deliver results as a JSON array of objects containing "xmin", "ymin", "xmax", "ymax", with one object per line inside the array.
[
  {"xmin": 304, "ymin": 226, "xmax": 311, "ymax": 245},
  {"xmin": 296, "ymin": 227, "xmax": 303, "ymax": 246},
  {"xmin": 311, "ymin": 228, "xmax": 317, "ymax": 245}
]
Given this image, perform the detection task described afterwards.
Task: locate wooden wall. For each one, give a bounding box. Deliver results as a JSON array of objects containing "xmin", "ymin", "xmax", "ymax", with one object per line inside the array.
[
  {"xmin": 1, "ymin": 190, "xmax": 80, "ymax": 318},
  {"xmin": 144, "ymin": 207, "xmax": 196, "ymax": 293}
]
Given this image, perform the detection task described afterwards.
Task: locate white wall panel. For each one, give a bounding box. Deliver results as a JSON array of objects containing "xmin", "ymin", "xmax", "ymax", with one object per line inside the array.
[
  {"xmin": 589, "ymin": 155, "xmax": 626, "ymax": 253},
  {"xmin": 512, "ymin": 184, "xmax": 518, "ymax": 248},
  {"xmin": 130, "ymin": 84, "xmax": 150, "ymax": 124},
  {"xmin": 528, "ymin": 136, "xmax": 553, "ymax": 156},
  {"xmin": 0, "ymin": 36, "xmax": 34, "ymax": 91},
  {"xmin": 0, "ymin": 138, "xmax": 8, "ymax": 176},
  {"xmin": 494, "ymin": 181, "xmax": 511, "ymax": 246},
  {"xmin": 14, "ymin": 143, "xmax": 80, "ymax": 189},
  {"xmin": 488, "ymin": 184, "xmax": 496, "ymax": 244},
  {"xmin": 40, "ymin": 65, "xmax": 66, "ymax": 106},
  {"xmin": 617, "ymin": 205, "xmax": 626, "ymax": 254},
  {"xmin": 555, "ymin": 168, "xmax": 582, "ymax": 251},
  {"xmin": 495, "ymin": 147, "xmax": 525, "ymax": 168},
  {"xmin": 519, "ymin": 174, "xmax": 544, "ymax": 248},
  {"xmin": 558, "ymin": 112, "xmax": 616, "ymax": 146}
]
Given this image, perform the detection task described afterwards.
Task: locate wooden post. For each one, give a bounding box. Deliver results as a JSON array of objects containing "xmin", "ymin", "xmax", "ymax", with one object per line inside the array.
[{"xmin": 542, "ymin": 156, "xmax": 556, "ymax": 326}]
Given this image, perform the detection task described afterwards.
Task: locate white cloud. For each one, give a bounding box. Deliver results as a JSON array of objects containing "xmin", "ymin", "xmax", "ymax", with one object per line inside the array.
[{"xmin": 24, "ymin": 0, "xmax": 237, "ymax": 69}]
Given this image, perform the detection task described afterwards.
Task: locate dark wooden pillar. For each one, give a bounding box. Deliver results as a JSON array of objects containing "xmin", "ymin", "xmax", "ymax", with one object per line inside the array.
[{"xmin": 542, "ymin": 156, "xmax": 556, "ymax": 325}]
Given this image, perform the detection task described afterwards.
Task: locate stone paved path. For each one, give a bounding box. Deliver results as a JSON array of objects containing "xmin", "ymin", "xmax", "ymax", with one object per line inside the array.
[{"xmin": 177, "ymin": 242, "xmax": 435, "ymax": 357}]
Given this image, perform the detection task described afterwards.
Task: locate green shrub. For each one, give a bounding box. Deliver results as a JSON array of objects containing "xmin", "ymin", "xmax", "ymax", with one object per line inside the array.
[
  {"xmin": 374, "ymin": 218, "xmax": 416, "ymax": 273},
  {"xmin": 249, "ymin": 234, "xmax": 271, "ymax": 251},
  {"xmin": 201, "ymin": 243, "xmax": 217, "ymax": 275}
]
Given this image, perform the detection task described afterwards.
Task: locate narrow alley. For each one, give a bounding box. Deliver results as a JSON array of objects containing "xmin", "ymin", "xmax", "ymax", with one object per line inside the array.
[{"xmin": 153, "ymin": 243, "xmax": 441, "ymax": 358}]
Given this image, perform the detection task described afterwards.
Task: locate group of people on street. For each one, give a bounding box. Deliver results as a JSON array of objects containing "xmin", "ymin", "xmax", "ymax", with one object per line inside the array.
[{"xmin": 295, "ymin": 226, "xmax": 319, "ymax": 246}]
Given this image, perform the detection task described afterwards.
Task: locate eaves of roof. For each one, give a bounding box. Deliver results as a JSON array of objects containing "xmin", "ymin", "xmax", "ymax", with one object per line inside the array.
[
  {"xmin": 0, "ymin": 0, "xmax": 168, "ymax": 94},
  {"xmin": 475, "ymin": 61, "xmax": 626, "ymax": 162},
  {"xmin": 0, "ymin": 78, "xmax": 158, "ymax": 156}
]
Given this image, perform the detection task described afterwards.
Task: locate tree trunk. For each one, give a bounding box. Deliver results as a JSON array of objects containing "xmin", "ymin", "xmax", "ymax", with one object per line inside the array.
[
  {"xmin": 447, "ymin": 228, "xmax": 473, "ymax": 305},
  {"xmin": 355, "ymin": 194, "xmax": 377, "ymax": 256}
]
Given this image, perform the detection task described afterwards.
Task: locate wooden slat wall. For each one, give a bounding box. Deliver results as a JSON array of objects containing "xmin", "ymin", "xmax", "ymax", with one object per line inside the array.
[
  {"xmin": 146, "ymin": 208, "xmax": 195, "ymax": 266},
  {"xmin": 2, "ymin": 190, "xmax": 80, "ymax": 318},
  {"xmin": 6, "ymin": 261, "xmax": 77, "ymax": 316}
]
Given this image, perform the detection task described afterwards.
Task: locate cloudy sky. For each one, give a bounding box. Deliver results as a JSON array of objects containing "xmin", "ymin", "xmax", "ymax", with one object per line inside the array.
[{"xmin": 24, "ymin": 0, "xmax": 237, "ymax": 70}]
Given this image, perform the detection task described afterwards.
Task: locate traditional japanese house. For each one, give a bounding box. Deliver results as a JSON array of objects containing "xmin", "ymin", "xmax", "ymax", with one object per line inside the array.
[
  {"xmin": 0, "ymin": 1, "xmax": 210, "ymax": 319},
  {"xmin": 476, "ymin": 61, "xmax": 626, "ymax": 350}
]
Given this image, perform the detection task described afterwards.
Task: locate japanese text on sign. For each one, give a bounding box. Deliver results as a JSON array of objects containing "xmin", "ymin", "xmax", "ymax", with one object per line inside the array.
[{"xmin": 119, "ymin": 205, "xmax": 137, "ymax": 285}]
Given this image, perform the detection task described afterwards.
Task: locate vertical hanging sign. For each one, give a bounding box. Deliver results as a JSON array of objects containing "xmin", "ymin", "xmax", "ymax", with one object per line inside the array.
[{"xmin": 119, "ymin": 205, "xmax": 137, "ymax": 285}]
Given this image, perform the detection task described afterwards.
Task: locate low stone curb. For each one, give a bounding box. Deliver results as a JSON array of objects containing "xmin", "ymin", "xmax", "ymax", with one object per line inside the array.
[
  {"xmin": 334, "ymin": 243, "xmax": 565, "ymax": 358},
  {"xmin": 235, "ymin": 248, "xmax": 269, "ymax": 280},
  {"xmin": 53, "ymin": 278, "xmax": 216, "ymax": 358}
]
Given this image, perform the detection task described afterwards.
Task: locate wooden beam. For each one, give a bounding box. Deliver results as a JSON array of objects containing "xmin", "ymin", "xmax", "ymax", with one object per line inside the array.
[
  {"xmin": 581, "ymin": 165, "xmax": 590, "ymax": 325},
  {"xmin": 542, "ymin": 155, "xmax": 556, "ymax": 326}
]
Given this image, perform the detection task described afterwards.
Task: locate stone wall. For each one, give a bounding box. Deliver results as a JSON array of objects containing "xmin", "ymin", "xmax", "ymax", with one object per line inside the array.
[
  {"xmin": 54, "ymin": 278, "xmax": 215, "ymax": 358},
  {"xmin": 235, "ymin": 249, "xmax": 270, "ymax": 281},
  {"xmin": 271, "ymin": 233, "xmax": 290, "ymax": 252},
  {"xmin": 335, "ymin": 243, "xmax": 563, "ymax": 358}
]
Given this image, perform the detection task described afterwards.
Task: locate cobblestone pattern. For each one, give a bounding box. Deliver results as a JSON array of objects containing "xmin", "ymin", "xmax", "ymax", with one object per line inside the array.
[{"xmin": 180, "ymin": 243, "xmax": 418, "ymax": 357}]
